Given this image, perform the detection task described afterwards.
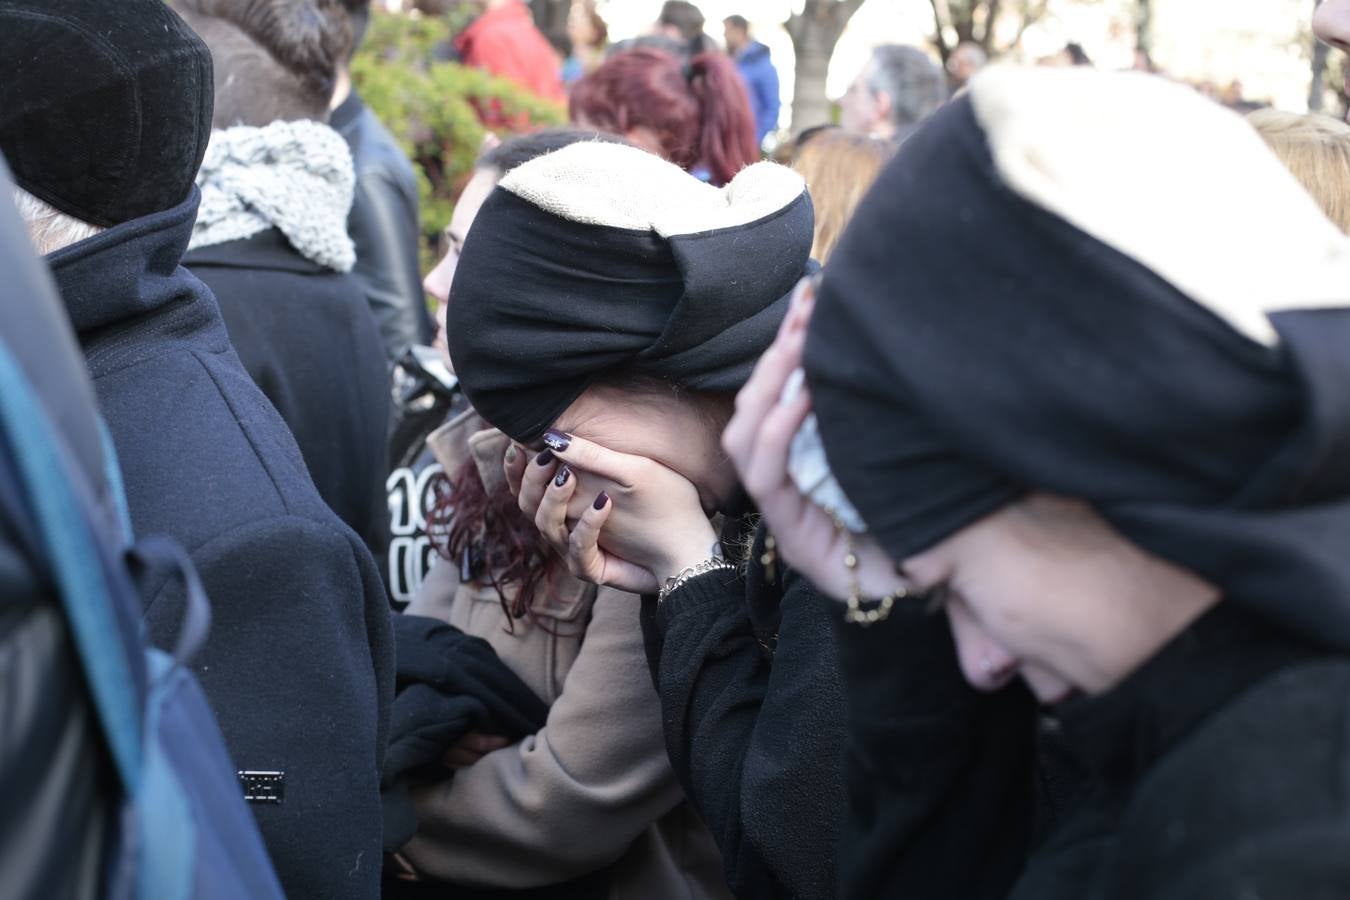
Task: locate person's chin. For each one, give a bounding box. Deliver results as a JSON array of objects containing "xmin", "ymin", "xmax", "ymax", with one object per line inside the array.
[
  {"xmin": 1039, "ymin": 686, "xmax": 1081, "ymax": 707},
  {"xmin": 1023, "ymin": 668, "xmax": 1079, "ymax": 706}
]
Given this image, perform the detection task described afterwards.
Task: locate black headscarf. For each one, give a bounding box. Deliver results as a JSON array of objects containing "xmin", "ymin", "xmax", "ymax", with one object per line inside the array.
[
  {"xmin": 805, "ymin": 67, "xmax": 1350, "ymax": 647},
  {"xmin": 0, "ymin": 0, "xmax": 213, "ymax": 227},
  {"xmin": 447, "ymin": 141, "xmax": 814, "ymax": 443}
]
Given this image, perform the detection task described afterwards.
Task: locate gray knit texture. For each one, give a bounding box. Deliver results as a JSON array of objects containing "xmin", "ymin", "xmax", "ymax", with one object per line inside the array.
[{"xmin": 191, "ymin": 120, "xmax": 357, "ymax": 272}]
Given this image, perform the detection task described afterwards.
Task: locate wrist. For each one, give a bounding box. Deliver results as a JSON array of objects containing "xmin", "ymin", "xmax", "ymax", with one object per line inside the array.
[{"xmin": 653, "ymin": 521, "xmax": 721, "ymax": 585}]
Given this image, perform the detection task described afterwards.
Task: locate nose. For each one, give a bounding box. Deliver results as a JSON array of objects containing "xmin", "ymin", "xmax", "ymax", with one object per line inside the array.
[
  {"xmin": 423, "ymin": 253, "xmax": 455, "ymax": 306},
  {"xmin": 946, "ymin": 604, "xmax": 1019, "ymax": 692},
  {"xmin": 1314, "ymin": 0, "xmax": 1350, "ymax": 52},
  {"xmin": 961, "ymin": 641, "xmax": 1018, "ymax": 692}
]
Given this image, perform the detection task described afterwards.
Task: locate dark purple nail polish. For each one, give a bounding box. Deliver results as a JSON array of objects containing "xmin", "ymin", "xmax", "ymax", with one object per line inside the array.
[
  {"xmin": 542, "ymin": 429, "xmax": 572, "ymax": 452},
  {"xmin": 593, "ymin": 491, "xmax": 609, "ymax": 510},
  {"xmin": 554, "ymin": 465, "xmax": 571, "ymax": 487},
  {"xmin": 536, "ymin": 448, "xmax": 554, "ymax": 466}
]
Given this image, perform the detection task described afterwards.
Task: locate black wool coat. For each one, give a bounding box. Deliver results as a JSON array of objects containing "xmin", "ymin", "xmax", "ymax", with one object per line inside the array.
[
  {"xmin": 835, "ymin": 599, "xmax": 1350, "ymax": 900},
  {"xmin": 47, "ymin": 191, "xmax": 395, "ymax": 900},
  {"xmin": 640, "ymin": 519, "xmax": 847, "ymax": 900},
  {"xmin": 184, "ymin": 229, "xmax": 392, "ymax": 575}
]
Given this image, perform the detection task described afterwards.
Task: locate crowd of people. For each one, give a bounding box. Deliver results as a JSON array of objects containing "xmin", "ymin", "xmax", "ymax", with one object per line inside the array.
[{"xmin": 7, "ymin": 0, "xmax": 1350, "ymax": 899}]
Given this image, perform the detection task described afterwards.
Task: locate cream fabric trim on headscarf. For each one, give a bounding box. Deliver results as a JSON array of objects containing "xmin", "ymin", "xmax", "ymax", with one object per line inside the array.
[
  {"xmin": 498, "ymin": 140, "xmax": 805, "ymax": 239},
  {"xmin": 969, "ymin": 65, "xmax": 1350, "ymax": 346}
]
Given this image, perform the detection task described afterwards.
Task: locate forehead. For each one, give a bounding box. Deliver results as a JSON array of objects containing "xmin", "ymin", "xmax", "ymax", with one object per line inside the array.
[{"xmin": 449, "ymin": 167, "xmax": 501, "ymax": 236}]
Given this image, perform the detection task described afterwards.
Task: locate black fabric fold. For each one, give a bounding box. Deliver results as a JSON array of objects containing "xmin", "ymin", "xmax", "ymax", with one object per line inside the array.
[{"xmin": 384, "ymin": 613, "xmax": 548, "ymax": 787}]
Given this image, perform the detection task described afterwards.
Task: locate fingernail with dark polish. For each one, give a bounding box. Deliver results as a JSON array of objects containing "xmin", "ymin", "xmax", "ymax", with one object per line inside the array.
[
  {"xmin": 554, "ymin": 465, "xmax": 571, "ymax": 487},
  {"xmin": 536, "ymin": 448, "xmax": 554, "ymax": 466},
  {"xmin": 593, "ymin": 491, "xmax": 609, "ymax": 510},
  {"xmin": 542, "ymin": 429, "xmax": 571, "ymax": 452}
]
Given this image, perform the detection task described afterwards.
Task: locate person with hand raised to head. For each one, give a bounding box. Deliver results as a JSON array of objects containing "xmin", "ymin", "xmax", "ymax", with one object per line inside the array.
[
  {"xmin": 387, "ymin": 129, "xmax": 732, "ymax": 900},
  {"xmin": 446, "ymin": 139, "xmax": 845, "ymax": 900},
  {"xmin": 726, "ymin": 65, "xmax": 1350, "ymax": 900}
]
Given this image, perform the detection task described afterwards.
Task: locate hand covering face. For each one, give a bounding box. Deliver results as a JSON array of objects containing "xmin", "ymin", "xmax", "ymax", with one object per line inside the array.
[
  {"xmin": 804, "ymin": 67, "xmax": 1350, "ymax": 646},
  {"xmin": 447, "ymin": 141, "xmax": 815, "ymax": 443}
]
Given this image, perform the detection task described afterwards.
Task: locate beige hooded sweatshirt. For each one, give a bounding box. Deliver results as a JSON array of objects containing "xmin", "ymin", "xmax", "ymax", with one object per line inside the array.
[{"xmin": 397, "ymin": 409, "xmax": 732, "ymax": 900}]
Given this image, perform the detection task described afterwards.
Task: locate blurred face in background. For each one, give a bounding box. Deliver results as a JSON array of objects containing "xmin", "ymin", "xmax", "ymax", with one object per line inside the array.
[
  {"xmin": 425, "ymin": 166, "xmax": 500, "ymax": 350},
  {"xmin": 567, "ymin": 1, "xmax": 599, "ymax": 51},
  {"xmin": 946, "ymin": 44, "xmax": 985, "ymax": 89},
  {"xmin": 840, "ymin": 61, "xmax": 886, "ymax": 137},
  {"xmin": 723, "ymin": 21, "xmax": 748, "ymax": 55}
]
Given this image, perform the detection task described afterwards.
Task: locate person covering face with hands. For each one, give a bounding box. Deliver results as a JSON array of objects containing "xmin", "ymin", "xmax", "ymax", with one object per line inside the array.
[
  {"xmin": 447, "ymin": 140, "xmax": 848, "ymax": 900},
  {"xmin": 727, "ymin": 65, "xmax": 1350, "ymax": 899}
]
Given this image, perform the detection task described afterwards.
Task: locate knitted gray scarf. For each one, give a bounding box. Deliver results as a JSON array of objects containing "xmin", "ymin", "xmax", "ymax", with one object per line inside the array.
[{"xmin": 190, "ymin": 120, "xmax": 356, "ymax": 272}]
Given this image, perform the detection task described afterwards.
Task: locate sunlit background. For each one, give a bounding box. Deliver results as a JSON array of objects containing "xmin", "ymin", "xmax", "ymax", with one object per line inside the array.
[{"xmin": 593, "ymin": 0, "xmax": 1322, "ymax": 125}]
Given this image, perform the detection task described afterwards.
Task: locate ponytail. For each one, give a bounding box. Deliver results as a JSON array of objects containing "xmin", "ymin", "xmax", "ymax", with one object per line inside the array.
[
  {"xmin": 570, "ymin": 47, "xmax": 759, "ymax": 185},
  {"xmin": 687, "ymin": 51, "xmax": 759, "ymax": 185}
]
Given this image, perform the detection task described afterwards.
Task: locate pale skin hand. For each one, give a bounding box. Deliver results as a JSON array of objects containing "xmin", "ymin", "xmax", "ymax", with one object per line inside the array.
[
  {"xmin": 443, "ymin": 731, "xmax": 511, "ymax": 769},
  {"xmin": 721, "ymin": 276, "xmax": 907, "ymax": 601},
  {"xmin": 504, "ymin": 435, "xmax": 719, "ymax": 595}
]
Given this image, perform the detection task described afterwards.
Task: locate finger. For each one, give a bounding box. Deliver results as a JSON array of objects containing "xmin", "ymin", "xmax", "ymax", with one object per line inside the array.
[
  {"xmin": 444, "ymin": 748, "xmax": 482, "ymax": 768},
  {"xmin": 464, "ymin": 733, "xmax": 511, "ymax": 754},
  {"xmin": 565, "ymin": 490, "xmax": 614, "ymax": 582},
  {"xmin": 568, "ymin": 492, "xmax": 662, "ymax": 593},
  {"xmin": 740, "ymin": 385, "xmax": 813, "ymax": 502},
  {"xmin": 724, "ymin": 331, "xmax": 806, "ymax": 464},
  {"xmin": 518, "ymin": 448, "xmax": 559, "ymax": 518},
  {"xmin": 534, "ymin": 462, "xmax": 578, "ymax": 547},
  {"xmin": 781, "ymin": 274, "xmax": 818, "ymax": 337},
  {"xmin": 539, "ymin": 430, "xmax": 639, "ymax": 488},
  {"xmin": 503, "ymin": 442, "xmax": 527, "ymax": 497}
]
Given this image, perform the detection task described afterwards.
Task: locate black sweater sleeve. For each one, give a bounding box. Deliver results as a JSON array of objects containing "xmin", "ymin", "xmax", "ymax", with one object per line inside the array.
[
  {"xmin": 640, "ymin": 537, "xmax": 846, "ymax": 900},
  {"xmin": 830, "ymin": 599, "xmax": 1039, "ymax": 900}
]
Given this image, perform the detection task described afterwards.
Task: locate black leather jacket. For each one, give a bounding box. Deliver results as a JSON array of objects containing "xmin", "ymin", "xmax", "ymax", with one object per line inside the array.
[{"xmin": 332, "ymin": 90, "xmax": 434, "ymax": 361}]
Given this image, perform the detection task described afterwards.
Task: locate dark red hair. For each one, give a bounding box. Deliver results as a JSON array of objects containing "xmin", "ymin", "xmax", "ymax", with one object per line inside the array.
[
  {"xmin": 569, "ymin": 48, "xmax": 758, "ymax": 186},
  {"xmin": 427, "ymin": 459, "xmax": 566, "ymax": 633}
]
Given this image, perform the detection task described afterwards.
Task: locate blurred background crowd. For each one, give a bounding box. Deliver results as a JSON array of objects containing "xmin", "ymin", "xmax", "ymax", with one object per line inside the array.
[{"xmin": 360, "ymin": 0, "xmax": 1344, "ymax": 285}]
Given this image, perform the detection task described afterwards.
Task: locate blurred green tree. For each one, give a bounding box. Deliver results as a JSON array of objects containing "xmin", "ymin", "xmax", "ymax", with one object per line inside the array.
[{"xmin": 352, "ymin": 10, "xmax": 565, "ymax": 268}]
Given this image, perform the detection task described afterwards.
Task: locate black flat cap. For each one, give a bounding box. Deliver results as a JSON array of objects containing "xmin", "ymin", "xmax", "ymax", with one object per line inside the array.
[{"xmin": 0, "ymin": 0, "xmax": 214, "ymax": 228}]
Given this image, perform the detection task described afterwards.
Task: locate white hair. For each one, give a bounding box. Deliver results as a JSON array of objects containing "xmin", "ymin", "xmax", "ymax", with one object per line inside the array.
[{"xmin": 11, "ymin": 187, "xmax": 103, "ymax": 255}]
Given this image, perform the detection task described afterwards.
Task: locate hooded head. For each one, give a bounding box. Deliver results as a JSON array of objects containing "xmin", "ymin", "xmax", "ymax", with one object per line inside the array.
[
  {"xmin": 806, "ymin": 65, "xmax": 1350, "ymax": 647},
  {"xmin": 447, "ymin": 140, "xmax": 814, "ymax": 446},
  {"xmin": 0, "ymin": 0, "xmax": 214, "ymax": 229}
]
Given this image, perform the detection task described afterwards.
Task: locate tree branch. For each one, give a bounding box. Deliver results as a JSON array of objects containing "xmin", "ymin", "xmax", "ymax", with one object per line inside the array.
[{"xmin": 982, "ymin": 0, "xmax": 1003, "ymax": 46}]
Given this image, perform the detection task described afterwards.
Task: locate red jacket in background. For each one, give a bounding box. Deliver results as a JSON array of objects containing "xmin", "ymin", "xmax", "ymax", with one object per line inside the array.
[{"xmin": 455, "ymin": 1, "xmax": 565, "ymax": 105}]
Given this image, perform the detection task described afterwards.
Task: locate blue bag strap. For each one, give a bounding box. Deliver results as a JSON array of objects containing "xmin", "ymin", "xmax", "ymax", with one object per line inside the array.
[
  {"xmin": 129, "ymin": 534, "xmax": 212, "ymax": 664},
  {"xmin": 0, "ymin": 339, "xmax": 142, "ymax": 791},
  {"xmin": 97, "ymin": 419, "xmax": 210, "ymax": 664},
  {"xmin": 100, "ymin": 416, "xmax": 134, "ymax": 541}
]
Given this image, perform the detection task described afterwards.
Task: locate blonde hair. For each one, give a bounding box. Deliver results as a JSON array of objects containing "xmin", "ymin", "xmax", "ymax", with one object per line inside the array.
[
  {"xmin": 791, "ymin": 130, "xmax": 893, "ymax": 262},
  {"xmin": 1248, "ymin": 109, "xmax": 1350, "ymax": 234},
  {"xmin": 12, "ymin": 187, "xmax": 103, "ymax": 255}
]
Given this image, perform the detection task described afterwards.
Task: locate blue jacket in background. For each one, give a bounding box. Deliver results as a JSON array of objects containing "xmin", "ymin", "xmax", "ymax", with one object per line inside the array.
[
  {"xmin": 736, "ymin": 41, "xmax": 781, "ymax": 145},
  {"xmin": 46, "ymin": 189, "xmax": 395, "ymax": 900}
]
